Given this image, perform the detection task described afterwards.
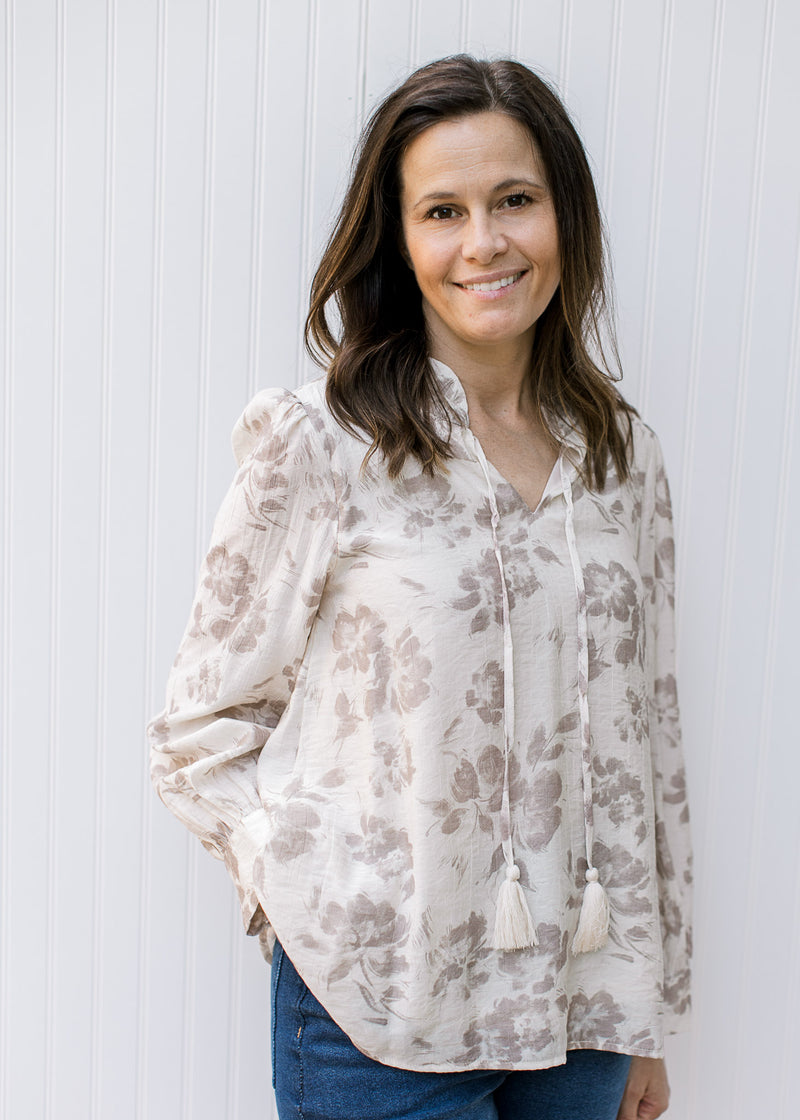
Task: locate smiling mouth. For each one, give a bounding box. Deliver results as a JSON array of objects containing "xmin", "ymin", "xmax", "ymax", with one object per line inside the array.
[{"xmin": 456, "ymin": 271, "xmax": 526, "ymax": 293}]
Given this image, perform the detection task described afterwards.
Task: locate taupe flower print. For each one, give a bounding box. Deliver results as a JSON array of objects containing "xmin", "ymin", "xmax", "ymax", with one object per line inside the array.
[
  {"xmin": 654, "ymin": 465, "xmax": 673, "ymax": 521},
  {"xmin": 663, "ymin": 965, "xmax": 691, "ymax": 1017},
  {"xmin": 660, "ymin": 895, "xmax": 684, "ymax": 938},
  {"xmin": 333, "ymin": 605, "xmax": 387, "ymax": 674},
  {"xmin": 344, "ymin": 815, "xmax": 414, "ymax": 887},
  {"xmin": 266, "ymin": 787, "xmax": 325, "ymax": 864},
  {"xmin": 319, "ymin": 896, "xmax": 413, "ymax": 1011},
  {"xmin": 429, "ymin": 741, "xmax": 514, "ymax": 839},
  {"xmin": 584, "ymin": 560, "xmax": 639, "ymax": 623},
  {"xmin": 567, "ymin": 991, "xmax": 626, "ymax": 1042},
  {"xmin": 466, "ymin": 661, "xmax": 504, "ymax": 726},
  {"xmin": 459, "ymin": 995, "xmax": 555, "ymax": 1066},
  {"xmin": 585, "ymin": 841, "xmax": 654, "ymax": 921},
  {"xmin": 588, "ymin": 635, "xmax": 611, "ymax": 681},
  {"xmin": 499, "ymin": 541, "xmax": 543, "ymax": 600},
  {"xmin": 149, "ymin": 372, "xmax": 691, "ymax": 1072},
  {"xmin": 320, "ymin": 896, "xmax": 411, "ymax": 982},
  {"xmin": 428, "ymin": 912, "xmax": 492, "ymax": 999},
  {"xmin": 390, "ymin": 627, "xmax": 432, "ymax": 713},
  {"xmin": 653, "ymin": 674, "xmax": 681, "ymax": 738},
  {"xmin": 184, "ymin": 658, "xmax": 222, "ymax": 706},
  {"xmin": 504, "ymin": 728, "xmax": 567, "ymax": 854},
  {"xmin": 517, "ymin": 768, "xmax": 563, "ymax": 852},
  {"xmin": 370, "ymin": 738, "xmax": 415, "ymax": 797},
  {"xmin": 613, "ymin": 686, "xmax": 650, "ymax": 745},
  {"xmin": 642, "ymin": 536, "xmax": 676, "ymax": 613},
  {"xmin": 526, "ymin": 922, "xmax": 570, "ymax": 988},
  {"xmin": 189, "ymin": 546, "xmax": 257, "ymax": 642},
  {"xmin": 476, "ymin": 743, "xmax": 505, "ymax": 787},
  {"xmin": 331, "ymin": 606, "xmax": 392, "ymax": 731},
  {"xmin": 593, "ymin": 754, "xmax": 646, "ymax": 828},
  {"xmin": 524, "ymin": 714, "xmax": 577, "ymax": 770},
  {"xmin": 394, "ymin": 472, "xmax": 467, "ymax": 540},
  {"xmin": 450, "ymin": 548, "xmax": 504, "ymax": 633}
]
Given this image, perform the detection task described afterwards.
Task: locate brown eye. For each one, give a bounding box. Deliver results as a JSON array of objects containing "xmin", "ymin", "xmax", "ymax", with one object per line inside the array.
[{"xmin": 429, "ymin": 206, "xmax": 457, "ymax": 220}]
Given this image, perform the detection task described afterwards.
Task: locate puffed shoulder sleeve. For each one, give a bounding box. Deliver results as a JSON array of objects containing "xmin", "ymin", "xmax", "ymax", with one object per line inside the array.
[
  {"xmin": 637, "ymin": 428, "xmax": 693, "ymax": 1033},
  {"xmin": 147, "ymin": 388, "xmax": 338, "ymax": 936}
]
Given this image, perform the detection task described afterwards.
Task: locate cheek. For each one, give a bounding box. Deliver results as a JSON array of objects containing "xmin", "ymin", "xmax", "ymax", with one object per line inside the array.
[
  {"xmin": 528, "ymin": 210, "xmax": 560, "ymax": 271},
  {"xmin": 535, "ymin": 239, "xmax": 561, "ymax": 291},
  {"xmin": 547, "ymin": 225, "xmax": 561, "ymax": 275},
  {"xmin": 404, "ymin": 239, "xmax": 444, "ymax": 289}
]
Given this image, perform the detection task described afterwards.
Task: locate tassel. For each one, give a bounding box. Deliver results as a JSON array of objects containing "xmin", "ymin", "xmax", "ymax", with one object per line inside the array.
[
  {"xmin": 492, "ymin": 864, "xmax": 539, "ymax": 950},
  {"xmin": 572, "ymin": 868, "xmax": 610, "ymax": 954}
]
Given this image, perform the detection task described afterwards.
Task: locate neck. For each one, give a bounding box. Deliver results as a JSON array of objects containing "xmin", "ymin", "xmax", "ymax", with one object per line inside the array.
[{"xmin": 429, "ymin": 336, "xmax": 536, "ymax": 423}]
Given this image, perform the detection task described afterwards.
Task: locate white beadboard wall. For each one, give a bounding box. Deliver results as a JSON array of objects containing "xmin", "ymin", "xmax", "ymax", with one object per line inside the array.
[{"xmin": 2, "ymin": 1, "xmax": 798, "ymax": 1117}]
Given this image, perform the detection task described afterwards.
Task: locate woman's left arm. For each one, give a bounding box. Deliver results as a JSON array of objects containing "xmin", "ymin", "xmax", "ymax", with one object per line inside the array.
[
  {"xmin": 147, "ymin": 389, "xmax": 340, "ymax": 940},
  {"xmin": 638, "ymin": 429, "xmax": 693, "ymax": 1033},
  {"xmin": 617, "ymin": 1056, "xmax": 670, "ymax": 1120}
]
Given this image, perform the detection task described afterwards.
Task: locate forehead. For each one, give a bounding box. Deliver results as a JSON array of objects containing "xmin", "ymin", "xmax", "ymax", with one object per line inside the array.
[{"xmin": 399, "ymin": 112, "xmax": 545, "ymax": 195}]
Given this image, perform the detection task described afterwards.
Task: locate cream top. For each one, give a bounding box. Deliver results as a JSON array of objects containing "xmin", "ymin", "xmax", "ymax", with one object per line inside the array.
[{"xmin": 149, "ymin": 361, "xmax": 691, "ymax": 1071}]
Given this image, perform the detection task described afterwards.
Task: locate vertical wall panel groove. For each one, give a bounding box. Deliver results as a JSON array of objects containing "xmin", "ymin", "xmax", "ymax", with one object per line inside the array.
[
  {"xmin": 675, "ymin": 0, "xmax": 725, "ymax": 604},
  {"xmin": 638, "ymin": 0, "xmax": 674, "ymax": 416},
  {"xmin": 728, "ymin": 11, "xmax": 778, "ymax": 1109},
  {"xmin": 44, "ymin": 2, "xmax": 67, "ymax": 1115},
  {"xmin": 600, "ymin": 0, "xmax": 624, "ymax": 206},
  {"xmin": 775, "ymin": 213, "xmax": 800, "ymax": 1119},
  {"xmin": 736, "ymin": 200, "xmax": 797, "ymax": 1106},
  {"xmin": 459, "ymin": 0, "xmax": 470, "ymax": 50},
  {"xmin": 356, "ymin": 0, "xmax": 369, "ymax": 127},
  {"xmin": 743, "ymin": 75, "xmax": 800, "ymax": 1120},
  {"xmin": 510, "ymin": 0, "xmax": 521, "ymax": 55},
  {"xmin": 181, "ymin": 3, "xmax": 221, "ymax": 1114},
  {"xmin": 558, "ymin": 0, "xmax": 573, "ymax": 94},
  {"xmin": 409, "ymin": 0, "xmax": 421, "ymax": 67},
  {"xmin": 137, "ymin": 0, "xmax": 169, "ymax": 1115},
  {"xmin": 194, "ymin": 0, "xmax": 219, "ymax": 557},
  {"xmin": 296, "ymin": 0, "xmax": 320, "ymax": 383},
  {"xmin": 89, "ymin": 2, "xmax": 117, "ymax": 1116},
  {"xmin": 180, "ymin": 718, "xmax": 200, "ymax": 1118},
  {"xmin": 0, "ymin": 1, "xmax": 14, "ymax": 1113},
  {"xmin": 779, "ymin": 791, "xmax": 800, "ymax": 1119},
  {"xmin": 699, "ymin": 0, "xmax": 774, "ymax": 1024},
  {"xmin": 677, "ymin": 0, "xmax": 722, "ymax": 1090},
  {"xmin": 224, "ymin": 905, "xmax": 243, "ymax": 1119},
  {"xmin": 246, "ymin": 0, "xmax": 270, "ymax": 403},
  {"xmin": 684, "ymin": 4, "xmax": 754, "ymax": 1114},
  {"xmin": 702, "ymin": 0, "xmax": 768, "ymax": 890}
]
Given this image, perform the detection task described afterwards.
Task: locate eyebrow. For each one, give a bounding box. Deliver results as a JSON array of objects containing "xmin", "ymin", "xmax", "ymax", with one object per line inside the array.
[{"xmin": 411, "ymin": 177, "xmax": 548, "ymax": 208}]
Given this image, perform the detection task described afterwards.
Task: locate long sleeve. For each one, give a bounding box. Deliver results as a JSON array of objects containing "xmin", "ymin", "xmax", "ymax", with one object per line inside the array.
[
  {"xmin": 147, "ymin": 367, "xmax": 691, "ymax": 1067},
  {"xmin": 147, "ymin": 388, "xmax": 339, "ymax": 935},
  {"xmin": 637, "ymin": 430, "xmax": 693, "ymax": 1032}
]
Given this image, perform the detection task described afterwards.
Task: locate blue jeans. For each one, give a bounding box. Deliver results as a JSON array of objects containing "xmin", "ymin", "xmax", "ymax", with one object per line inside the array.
[{"xmin": 271, "ymin": 942, "xmax": 632, "ymax": 1120}]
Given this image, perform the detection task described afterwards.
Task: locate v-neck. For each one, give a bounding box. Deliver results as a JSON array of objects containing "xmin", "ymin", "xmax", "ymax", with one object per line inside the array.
[
  {"xmin": 480, "ymin": 448, "xmax": 563, "ymax": 517},
  {"xmin": 429, "ymin": 358, "xmax": 576, "ymax": 517}
]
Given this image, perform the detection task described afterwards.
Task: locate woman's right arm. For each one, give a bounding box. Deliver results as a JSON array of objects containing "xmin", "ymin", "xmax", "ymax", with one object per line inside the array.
[{"xmin": 147, "ymin": 388, "xmax": 339, "ymax": 935}]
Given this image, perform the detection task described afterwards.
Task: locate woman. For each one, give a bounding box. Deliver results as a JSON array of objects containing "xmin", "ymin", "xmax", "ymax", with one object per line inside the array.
[{"xmin": 149, "ymin": 56, "xmax": 691, "ymax": 1120}]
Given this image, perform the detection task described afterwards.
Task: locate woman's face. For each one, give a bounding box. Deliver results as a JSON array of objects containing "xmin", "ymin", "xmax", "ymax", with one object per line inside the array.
[{"xmin": 399, "ymin": 111, "xmax": 561, "ymax": 366}]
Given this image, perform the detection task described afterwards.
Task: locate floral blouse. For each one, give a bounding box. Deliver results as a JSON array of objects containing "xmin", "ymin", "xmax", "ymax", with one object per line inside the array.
[{"xmin": 148, "ymin": 360, "xmax": 692, "ymax": 1072}]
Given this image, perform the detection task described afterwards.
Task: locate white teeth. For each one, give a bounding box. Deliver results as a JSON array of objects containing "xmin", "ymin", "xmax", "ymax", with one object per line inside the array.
[{"xmin": 460, "ymin": 272, "xmax": 523, "ymax": 292}]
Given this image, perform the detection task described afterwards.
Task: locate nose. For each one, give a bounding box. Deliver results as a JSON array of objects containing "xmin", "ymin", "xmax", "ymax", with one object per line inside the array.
[{"xmin": 461, "ymin": 212, "xmax": 507, "ymax": 264}]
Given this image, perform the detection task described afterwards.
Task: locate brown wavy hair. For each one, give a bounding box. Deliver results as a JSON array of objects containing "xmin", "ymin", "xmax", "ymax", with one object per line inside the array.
[{"xmin": 305, "ymin": 55, "xmax": 634, "ymax": 489}]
